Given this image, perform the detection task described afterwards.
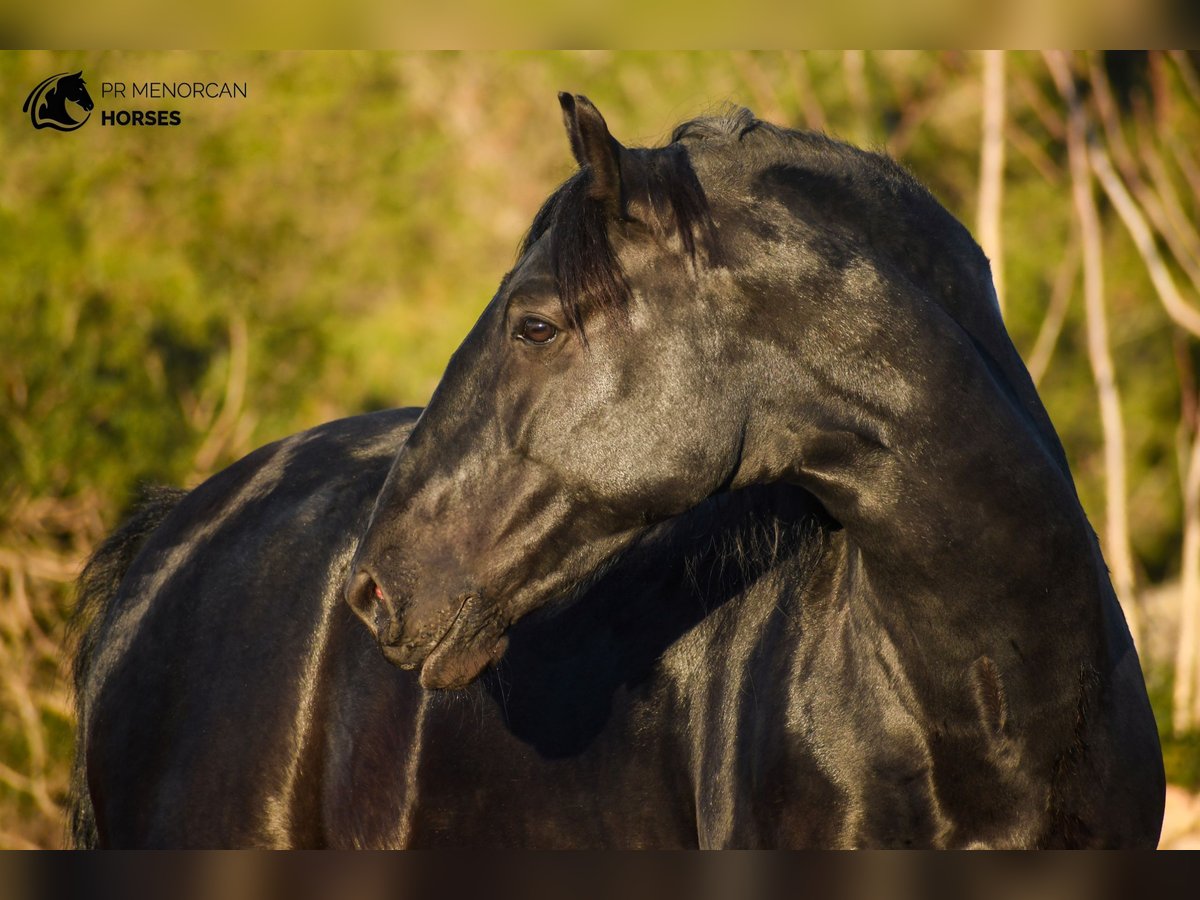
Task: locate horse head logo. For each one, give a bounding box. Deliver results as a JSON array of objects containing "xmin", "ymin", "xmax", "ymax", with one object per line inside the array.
[{"xmin": 23, "ymin": 71, "xmax": 94, "ymax": 131}]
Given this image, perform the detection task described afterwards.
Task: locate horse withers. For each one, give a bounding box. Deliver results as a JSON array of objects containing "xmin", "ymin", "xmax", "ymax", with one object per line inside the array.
[{"xmin": 72, "ymin": 95, "xmax": 1165, "ymax": 848}]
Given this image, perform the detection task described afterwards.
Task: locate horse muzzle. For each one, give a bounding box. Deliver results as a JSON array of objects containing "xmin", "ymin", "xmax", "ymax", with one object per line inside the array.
[{"xmin": 345, "ymin": 567, "xmax": 508, "ymax": 689}]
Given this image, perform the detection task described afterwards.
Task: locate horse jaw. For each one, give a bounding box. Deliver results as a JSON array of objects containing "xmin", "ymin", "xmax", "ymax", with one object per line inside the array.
[{"xmin": 418, "ymin": 594, "xmax": 510, "ymax": 690}]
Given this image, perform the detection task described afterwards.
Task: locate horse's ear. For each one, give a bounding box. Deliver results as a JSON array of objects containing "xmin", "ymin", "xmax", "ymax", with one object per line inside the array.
[
  {"xmin": 558, "ymin": 92, "xmax": 623, "ymax": 213},
  {"xmin": 71, "ymin": 71, "xmax": 83, "ymax": 78}
]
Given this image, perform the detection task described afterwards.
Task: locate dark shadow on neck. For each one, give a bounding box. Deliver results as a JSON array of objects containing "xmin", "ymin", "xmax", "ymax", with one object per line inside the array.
[{"xmin": 480, "ymin": 482, "xmax": 833, "ymax": 757}]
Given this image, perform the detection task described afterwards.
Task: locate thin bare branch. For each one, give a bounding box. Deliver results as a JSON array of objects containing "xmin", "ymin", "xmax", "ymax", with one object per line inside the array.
[
  {"xmin": 1168, "ymin": 50, "xmax": 1200, "ymax": 106},
  {"xmin": 32, "ymin": 689, "xmax": 72, "ymax": 723},
  {"xmin": 1005, "ymin": 120, "xmax": 1063, "ymax": 185},
  {"xmin": 1084, "ymin": 55, "xmax": 1200, "ymax": 735},
  {"xmin": 1134, "ymin": 113, "xmax": 1200, "ymax": 287},
  {"xmin": 1167, "ymin": 134, "xmax": 1200, "ymax": 203},
  {"xmin": 783, "ymin": 52, "xmax": 827, "ymax": 132},
  {"xmin": 731, "ymin": 53, "xmax": 789, "ymax": 127},
  {"xmin": 1174, "ymin": 418, "xmax": 1200, "ymax": 734},
  {"xmin": 0, "ymin": 760, "xmax": 57, "ymax": 820},
  {"xmin": 1, "ymin": 568, "xmax": 59, "ymax": 662},
  {"xmin": 977, "ymin": 51, "xmax": 1007, "ymax": 315},
  {"xmin": 1174, "ymin": 333, "xmax": 1199, "ymax": 437},
  {"xmin": 0, "ymin": 830, "xmax": 42, "ymax": 850},
  {"xmin": 1027, "ymin": 238, "xmax": 1081, "ymax": 387},
  {"xmin": 1090, "ymin": 55, "xmax": 1200, "ymax": 302},
  {"xmin": 883, "ymin": 58, "xmax": 951, "ymax": 160},
  {"xmin": 191, "ymin": 314, "xmax": 250, "ymax": 478},
  {"xmin": 843, "ymin": 50, "xmax": 870, "ymax": 145},
  {"xmin": 1013, "ymin": 69, "xmax": 1066, "ymax": 142},
  {"xmin": 1090, "ymin": 142, "xmax": 1200, "ymax": 340},
  {"xmin": 1087, "ymin": 52, "xmax": 1139, "ymax": 183},
  {"xmin": 0, "ymin": 549, "xmax": 83, "ymax": 583},
  {"xmin": 1046, "ymin": 50, "xmax": 1143, "ymax": 648},
  {"xmin": 0, "ymin": 650, "xmax": 58, "ymax": 820}
]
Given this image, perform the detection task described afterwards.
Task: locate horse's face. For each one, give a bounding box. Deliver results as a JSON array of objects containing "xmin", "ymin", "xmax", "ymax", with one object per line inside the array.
[
  {"xmin": 348, "ymin": 97, "xmax": 764, "ymax": 688},
  {"xmin": 59, "ymin": 73, "xmax": 94, "ymax": 112}
]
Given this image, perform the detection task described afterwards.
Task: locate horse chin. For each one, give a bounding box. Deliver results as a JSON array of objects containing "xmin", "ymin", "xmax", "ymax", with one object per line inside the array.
[
  {"xmin": 416, "ymin": 595, "xmax": 510, "ymax": 690},
  {"xmin": 419, "ymin": 631, "xmax": 509, "ymax": 690}
]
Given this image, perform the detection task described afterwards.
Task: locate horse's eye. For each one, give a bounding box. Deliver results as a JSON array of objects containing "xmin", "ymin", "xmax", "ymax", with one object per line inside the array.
[{"xmin": 518, "ymin": 317, "xmax": 558, "ymax": 345}]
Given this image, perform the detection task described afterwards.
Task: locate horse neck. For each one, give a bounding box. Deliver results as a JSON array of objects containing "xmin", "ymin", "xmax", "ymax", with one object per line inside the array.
[{"xmin": 737, "ymin": 266, "xmax": 1107, "ymax": 633}]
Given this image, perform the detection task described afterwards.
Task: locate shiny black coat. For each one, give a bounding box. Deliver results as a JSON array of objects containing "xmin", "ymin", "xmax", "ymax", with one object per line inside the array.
[{"xmin": 72, "ymin": 100, "xmax": 1165, "ymax": 848}]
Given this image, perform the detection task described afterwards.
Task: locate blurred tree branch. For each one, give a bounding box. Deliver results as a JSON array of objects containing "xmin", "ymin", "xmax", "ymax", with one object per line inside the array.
[
  {"xmin": 1047, "ymin": 50, "xmax": 1143, "ymax": 649},
  {"xmin": 1089, "ymin": 54, "xmax": 1200, "ymax": 299},
  {"xmin": 190, "ymin": 314, "xmax": 251, "ymax": 481},
  {"xmin": 977, "ymin": 51, "xmax": 1007, "ymax": 315},
  {"xmin": 1090, "ymin": 140, "xmax": 1200, "ymax": 339},
  {"xmin": 783, "ymin": 52, "xmax": 827, "ymax": 133},
  {"xmin": 1084, "ymin": 77, "xmax": 1200, "ymax": 734},
  {"xmin": 1027, "ymin": 237, "xmax": 1080, "ymax": 388}
]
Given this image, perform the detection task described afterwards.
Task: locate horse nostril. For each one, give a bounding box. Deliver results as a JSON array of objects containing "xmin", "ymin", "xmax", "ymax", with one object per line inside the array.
[
  {"xmin": 346, "ymin": 567, "xmax": 407, "ymax": 646},
  {"xmin": 346, "ymin": 568, "xmax": 382, "ymax": 619}
]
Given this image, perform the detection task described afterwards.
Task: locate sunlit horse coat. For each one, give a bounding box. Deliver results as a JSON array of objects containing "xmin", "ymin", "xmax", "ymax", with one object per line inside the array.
[{"xmin": 72, "ymin": 97, "xmax": 1164, "ymax": 848}]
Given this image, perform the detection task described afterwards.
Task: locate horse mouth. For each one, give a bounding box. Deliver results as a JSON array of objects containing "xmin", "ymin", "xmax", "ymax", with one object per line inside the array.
[{"xmin": 382, "ymin": 595, "xmax": 509, "ymax": 690}]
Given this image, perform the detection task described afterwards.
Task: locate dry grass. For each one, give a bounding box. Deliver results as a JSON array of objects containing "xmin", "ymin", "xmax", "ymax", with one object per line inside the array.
[{"xmin": 0, "ymin": 491, "xmax": 105, "ymax": 848}]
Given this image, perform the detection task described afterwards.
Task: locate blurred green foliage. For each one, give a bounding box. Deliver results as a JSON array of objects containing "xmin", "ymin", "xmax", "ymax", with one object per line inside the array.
[
  {"xmin": 1, "ymin": 51, "xmax": 1198, "ymax": 845},
  {"xmin": 2, "ymin": 51, "xmax": 1195, "ymax": 571}
]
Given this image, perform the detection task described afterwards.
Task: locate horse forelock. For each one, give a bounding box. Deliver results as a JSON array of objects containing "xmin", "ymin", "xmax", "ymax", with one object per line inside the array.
[{"xmin": 518, "ymin": 134, "xmax": 720, "ymax": 336}]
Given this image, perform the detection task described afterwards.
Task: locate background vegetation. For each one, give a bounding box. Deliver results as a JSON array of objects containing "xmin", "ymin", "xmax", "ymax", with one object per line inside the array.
[{"xmin": 2, "ymin": 50, "xmax": 1198, "ymax": 847}]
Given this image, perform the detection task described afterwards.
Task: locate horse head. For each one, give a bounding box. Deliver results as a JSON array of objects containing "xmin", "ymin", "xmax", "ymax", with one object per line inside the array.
[
  {"xmin": 346, "ymin": 94, "xmax": 1039, "ymax": 691},
  {"xmin": 55, "ymin": 72, "xmax": 95, "ymax": 114},
  {"xmin": 28, "ymin": 71, "xmax": 94, "ymax": 129}
]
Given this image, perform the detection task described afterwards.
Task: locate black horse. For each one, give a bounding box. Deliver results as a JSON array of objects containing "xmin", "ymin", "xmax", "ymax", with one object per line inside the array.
[
  {"xmin": 24, "ymin": 71, "xmax": 93, "ymax": 131},
  {"xmin": 71, "ymin": 96, "xmax": 1164, "ymax": 848}
]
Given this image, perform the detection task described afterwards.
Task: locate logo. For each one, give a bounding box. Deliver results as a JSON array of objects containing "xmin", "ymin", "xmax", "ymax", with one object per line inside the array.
[{"xmin": 22, "ymin": 72, "xmax": 94, "ymax": 131}]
